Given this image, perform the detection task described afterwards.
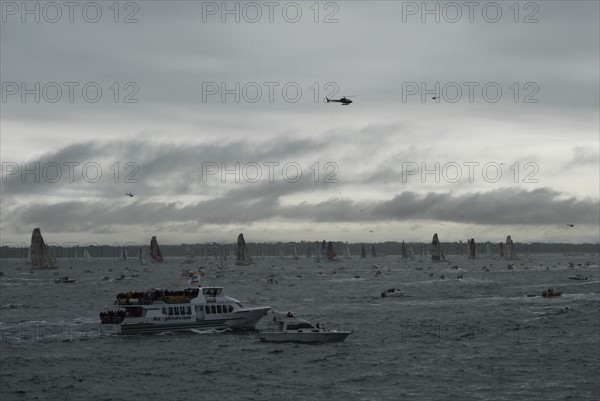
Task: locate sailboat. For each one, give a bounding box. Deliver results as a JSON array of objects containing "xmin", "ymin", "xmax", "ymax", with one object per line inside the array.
[
  {"xmin": 468, "ymin": 238, "xmax": 477, "ymax": 260},
  {"xmin": 431, "ymin": 233, "xmax": 443, "ymax": 262},
  {"xmin": 505, "ymin": 236, "xmax": 517, "ymax": 260},
  {"xmin": 326, "ymin": 241, "xmax": 339, "ymax": 261},
  {"xmin": 25, "ymin": 246, "xmax": 31, "ymax": 265},
  {"xmin": 137, "ymin": 247, "xmax": 148, "ymax": 264},
  {"xmin": 343, "ymin": 242, "xmax": 351, "ymax": 259},
  {"xmin": 401, "ymin": 241, "xmax": 407, "ymax": 261},
  {"xmin": 30, "ymin": 228, "xmax": 55, "ymax": 268},
  {"xmin": 236, "ymin": 233, "xmax": 253, "ymax": 266},
  {"xmin": 407, "ymin": 243, "xmax": 415, "ymax": 259},
  {"xmin": 371, "ymin": 244, "xmax": 377, "ymax": 258},
  {"xmin": 150, "ymin": 236, "xmax": 164, "ymax": 263},
  {"xmin": 83, "ymin": 248, "xmax": 94, "ymax": 263},
  {"xmin": 291, "ymin": 246, "xmax": 299, "ymax": 260},
  {"xmin": 184, "ymin": 246, "xmax": 196, "ymax": 264},
  {"xmin": 360, "ymin": 245, "xmax": 367, "ymax": 258},
  {"xmin": 121, "ymin": 248, "xmax": 128, "ymax": 261}
]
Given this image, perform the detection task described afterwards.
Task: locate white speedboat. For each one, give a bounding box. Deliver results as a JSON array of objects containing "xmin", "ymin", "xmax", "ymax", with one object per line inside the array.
[
  {"xmin": 257, "ymin": 313, "xmax": 351, "ymax": 343},
  {"xmin": 381, "ymin": 288, "xmax": 403, "ymax": 297},
  {"xmin": 100, "ymin": 286, "xmax": 270, "ymax": 335}
]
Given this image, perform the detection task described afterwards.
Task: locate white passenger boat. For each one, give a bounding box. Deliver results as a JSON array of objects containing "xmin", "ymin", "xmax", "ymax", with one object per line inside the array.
[
  {"xmin": 257, "ymin": 312, "xmax": 351, "ymax": 343},
  {"xmin": 100, "ymin": 286, "xmax": 270, "ymax": 335}
]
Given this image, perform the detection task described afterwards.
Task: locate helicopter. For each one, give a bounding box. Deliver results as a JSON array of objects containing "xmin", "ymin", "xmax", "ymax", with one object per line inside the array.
[
  {"xmin": 326, "ymin": 96, "xmax": 355, "ymax": 106},
  {"xmin": 125, "ymin": 192, "xmax": 134, "ymax": 197}
]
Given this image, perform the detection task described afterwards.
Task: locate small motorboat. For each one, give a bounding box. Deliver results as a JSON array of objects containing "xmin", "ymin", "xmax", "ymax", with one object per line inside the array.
[
  {"xmin": 542, "ymin": 288, "xmax": 562, "ymax": 297},
  {"xmin": 381, "ymin": 288, "xmax": 403, "ymax": 298},
  {"xmin": 568, "ymin": 274, "xmax": 588, "ymax": 280},
  {"xmin": 258, "ymin": 312, "xmax": 351, "ymax": 343},
  {"xmin": 54, "ymin": 276, "xmax": 77, "ymax": 284}
]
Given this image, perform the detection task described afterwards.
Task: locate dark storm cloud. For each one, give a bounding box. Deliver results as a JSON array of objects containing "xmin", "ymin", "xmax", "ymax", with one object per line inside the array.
[{"xmin": 3, "ymin": 185, "xmax": 597, "ymax": 236}]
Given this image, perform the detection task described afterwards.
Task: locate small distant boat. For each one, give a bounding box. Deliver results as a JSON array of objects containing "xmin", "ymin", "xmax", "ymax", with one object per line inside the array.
[
  {"xmin": 360, "ymin": 245, "xmax": 367, "ymax": 258},
  {"xmin": 381, "ymin": 288, "xmax": 403, "ymax": 298},
  {"xmin": 542, "ymin": 288, "xmax": 562, "ymax": 297},
  {"xmin": 258, "ymin": 312, "xmax": 351, "ymax": 343},
  {"xmin": 568, "ymin": 274, "xmax": 588, "ymax": 280},
  {"xmin": 54, "ymin": 276, "xmax": 76, "ymax": 284}
]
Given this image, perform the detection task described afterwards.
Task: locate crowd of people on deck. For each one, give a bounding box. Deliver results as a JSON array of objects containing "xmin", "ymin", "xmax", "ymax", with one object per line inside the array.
[
  {"xmin": 99, "ymin": 310, "xmax": 126, "ymax": 324},
  {"xmin": 115, "ymin": 288, "xmax": 200, "ymax": 305}
]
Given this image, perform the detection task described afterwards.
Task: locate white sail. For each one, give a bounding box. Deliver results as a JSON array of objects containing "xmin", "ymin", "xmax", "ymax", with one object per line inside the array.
[
  {"xmin": 344, "ymin": 242, "xmax": 351, "ymax": 259},
  {"xmin": 185, "ymin": 246, "xmax": 196, "ymax": 263},
  {"xmin": 83, "ymin": 248, "xmax": 93, "ymax": 263}
]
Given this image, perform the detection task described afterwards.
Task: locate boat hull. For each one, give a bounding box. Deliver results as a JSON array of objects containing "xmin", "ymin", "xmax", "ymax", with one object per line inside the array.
[
  {"xmin": 101, "ymin": 306, "xmax": 270, "ymax": 335},
  {"xmin": 102, "ymin": 320, "xmax": 229, "ymax": 335},
  {"xmin": 258, "ymin": 330, "xmax": 351, "ymax": 343}
]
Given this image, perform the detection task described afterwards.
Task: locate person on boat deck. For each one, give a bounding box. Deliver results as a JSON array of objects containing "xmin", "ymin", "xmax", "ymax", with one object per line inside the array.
[{"xmin": 287, "ymin": 312, "xmax": 293, "ymax": 317}]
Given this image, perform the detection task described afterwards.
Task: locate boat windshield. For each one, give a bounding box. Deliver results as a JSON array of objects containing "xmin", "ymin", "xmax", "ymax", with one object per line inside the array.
[
  {"xmin": 203, "ymin": 288, "xmax": 222, "ymax": 296},
  {"xmin": 286, "ymin": 323, "xmax": 315, "ymax": 330}
]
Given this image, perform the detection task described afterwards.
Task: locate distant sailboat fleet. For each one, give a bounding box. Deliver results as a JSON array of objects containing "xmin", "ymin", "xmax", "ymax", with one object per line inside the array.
[{"xmin": 23, "ymin": 227, "xmax": 522, "ymax": 265}]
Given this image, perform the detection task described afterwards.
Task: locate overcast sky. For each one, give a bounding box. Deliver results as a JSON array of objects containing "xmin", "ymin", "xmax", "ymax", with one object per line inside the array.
[{"xmin": 1, "ymin": 0, "xmax": 598, "ymax": 246}]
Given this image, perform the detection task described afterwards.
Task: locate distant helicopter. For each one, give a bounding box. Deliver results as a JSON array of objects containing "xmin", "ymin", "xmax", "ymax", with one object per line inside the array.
[
  {"xmin": 326, "ymin": 96, "xmax": 355, "ymax": 106},
  {"xmin": 125, "ymin": 192, "xmax": 134, "ymax": 197}
]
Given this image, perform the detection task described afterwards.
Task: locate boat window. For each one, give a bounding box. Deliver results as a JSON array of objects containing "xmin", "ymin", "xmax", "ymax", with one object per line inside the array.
[
  {"xmin": 186, "ymin": 306, "xmax": 191, "ymax": 315},
  {"xmin": 216, "ymin": 305, "xmax": 222, "ymax": 314},
  {"xmin": 162, "ymin": 307, "xmax": 167, "ymax": 315},
  {"xmin": 227, "ymin": 305, "xmax": 233, "ymax": 313},
  {"xmin": 180, "ymin": 306, "xmax": 186, "ymax": 315},
  {"xmin": 205, "ymin": 306, "xmax": 210, "ymax": 314},
  {"xmin": 211, "ymin": 305, "xmax": 216, "ymax": 314},
  {"xmin": 168, "ymin": 307, "xmax": 173, "ymax": 316},
  {"xmin": 174, "ymin": 307, "xmax": 180, "ymax": 315}
]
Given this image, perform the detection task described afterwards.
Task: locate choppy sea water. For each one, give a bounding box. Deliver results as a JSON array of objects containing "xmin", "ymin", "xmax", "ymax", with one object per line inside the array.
[{"xmin": 1, "ymin": 253, "xmax": 599, "ymax": 401}]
